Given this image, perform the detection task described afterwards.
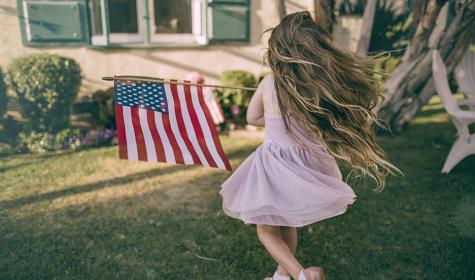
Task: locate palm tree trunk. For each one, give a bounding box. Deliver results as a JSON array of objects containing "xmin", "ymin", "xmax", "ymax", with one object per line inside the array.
[
  {"xmin": 376, "ymin": 0, "xmax": 475, "ymax": 133},
  {"xmin": 278, "ymin": 0, "xmax": 287, "ymax": 20},
  {"xmin": 357, "ymin": 0, "xmax": 378, "ymax": 54},
  {"xmin": 307, "ymin": 0, "xmax": 335, "ymax": 33}
]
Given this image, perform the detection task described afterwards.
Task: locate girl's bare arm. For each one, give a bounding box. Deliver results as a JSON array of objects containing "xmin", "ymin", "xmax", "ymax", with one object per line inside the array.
[{"xmin": 246, "ymin": 79, "xmax": 266, "ymax": 127}]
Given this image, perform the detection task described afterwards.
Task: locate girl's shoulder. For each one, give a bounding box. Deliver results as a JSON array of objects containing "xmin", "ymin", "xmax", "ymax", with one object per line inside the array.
[
  {"xmin": 260, "ymin": 72, "xmax": 275, "ymax": 85},
  {"xmin": 258, "ymin": 72, "xmax": 276, "ymax": 94}
]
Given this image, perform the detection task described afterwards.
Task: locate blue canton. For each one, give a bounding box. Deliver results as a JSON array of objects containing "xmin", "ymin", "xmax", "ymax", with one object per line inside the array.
[{"xmin": 114, "ymin": 80, "xmax": 168, "ymax": 113}]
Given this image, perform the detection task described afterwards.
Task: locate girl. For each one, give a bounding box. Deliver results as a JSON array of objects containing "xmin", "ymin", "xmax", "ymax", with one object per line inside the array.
[{"xmin": 219, "ymin": 11, "xmax": 402, "ymax": 280}]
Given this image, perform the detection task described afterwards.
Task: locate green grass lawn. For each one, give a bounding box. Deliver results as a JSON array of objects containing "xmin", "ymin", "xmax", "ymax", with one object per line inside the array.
[{"xmin": 1, "ymin": 97, "xmax": 474, "ymax": 280}]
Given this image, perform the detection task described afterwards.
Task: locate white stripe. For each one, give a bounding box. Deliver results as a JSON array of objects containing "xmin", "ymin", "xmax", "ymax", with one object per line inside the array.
[
  {"xmin": 154, "ymin": 112, "xmax": 176, "ymax": 163},
  {"xmin": 203, "ymin": 89, "xmax": 220, "ymax": 124},
  {"xmin": 123, "ymin": 106, "xmax": 138, "ymax": 160},
  {"xmin": 138, "ymin": 108, "xmax": 157, "ymax": 162},
  {"xmin": 214, "ymin": 98, "xmax": 225, "ymax": 122},
  {"xmin": 190, "ymin": 86, "xmax": 226, "ymax": 169},
  {"xmin": 163, "ymin": 83, "xmax": 194, "ymax": 164},
  {"xmin": 177, "ymin": 85, "xmax": 210, "ymax": 167},
  {"xmin": 206, "ymin": 100, "xmax": 218, "ymax": 124},
  {"xmin": 209, "ymin": 102, "xmax": 223, "ymax": 124}
]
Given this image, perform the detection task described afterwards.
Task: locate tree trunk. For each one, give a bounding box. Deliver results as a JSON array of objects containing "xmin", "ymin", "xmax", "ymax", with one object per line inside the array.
[
  {"xmin": 357, "ymin": 0, "xmax": 378, "ymax": 54},
  {"xmin": 410, "ymin": 0, "xmax": 428, "ymax": 36},
  {"xmin": 307, "ymin": 0, "xmax": 335, "ymax": 33},
  {"xmin": 277, "ymin": 0, "xmax": 287, "ymax": 20},
  {"xmin": 376, "ymin": 0, "xmax": 475, "ymax": 133}
]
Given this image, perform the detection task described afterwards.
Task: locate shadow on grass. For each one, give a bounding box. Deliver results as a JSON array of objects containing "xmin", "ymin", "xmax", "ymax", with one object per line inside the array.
[
  {"xmin": 0, "ymin": 157, "xmax": 267, "ymax": 280},
  {"xmin": 0, "ymin": 144, "xmax": 258, "ymax": 211}
]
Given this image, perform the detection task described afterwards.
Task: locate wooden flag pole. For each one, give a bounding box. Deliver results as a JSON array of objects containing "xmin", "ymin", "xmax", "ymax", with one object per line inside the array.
[{"xmin": 102, "ymin": 75, "xmax": 257, "ymax": 91}]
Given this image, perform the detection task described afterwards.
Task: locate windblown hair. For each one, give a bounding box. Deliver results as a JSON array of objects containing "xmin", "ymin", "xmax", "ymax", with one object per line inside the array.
[{"xmin": 264, "ymin": 11, "xmax": 403, "ymax": 191}]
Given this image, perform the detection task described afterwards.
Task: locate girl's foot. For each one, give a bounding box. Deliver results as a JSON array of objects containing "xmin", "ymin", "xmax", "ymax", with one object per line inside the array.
[
  {"xmin": 264, "ymin": 270, "xmax": 291, "ymax": 280},
  {"xmin": 298, "ymin": 267, "xmax": 325, "ymax": 280}
]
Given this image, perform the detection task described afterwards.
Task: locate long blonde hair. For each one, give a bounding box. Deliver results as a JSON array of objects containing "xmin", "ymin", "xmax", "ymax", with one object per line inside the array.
[{"xmin": 265, "ymin": 11, "xmax": 403, "ymax": 191}]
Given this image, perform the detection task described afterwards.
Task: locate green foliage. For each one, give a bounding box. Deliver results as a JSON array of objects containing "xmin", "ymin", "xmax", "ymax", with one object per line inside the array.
[
  {"xmin": 374, "ymin": 55, "xmax": 400, "ymax": 82},
  {"xmin": 8, "ymin": 53, "xmax": 82, "ymax": 133},
  {"xmin": 91, "ymin": 87, "xmax": 116, "ymax": 129},
  {"xmin": 18, "ymin": 128, "xmax": 81, "ymax": 153},
  {"xmin": 215, "ymin": 70, "xmax": 256, "ymax": 125},
  {"xmin": 0, "ymin": 66, "xmax": 7, "ymax": 117},
  {"xmin": 73, "ymin": 87, "xmax": 115, "ymax": 129},
  {"xmin": 0, "ymin": 116, "xmax": 23, "ymax": 145},
  {"xmin": 369, "ymin": 0, "xmax": 412, "ymax": 54},
  {"xmin": 338, "ymin": 0, "xmax": 366, "ymax": 15}
]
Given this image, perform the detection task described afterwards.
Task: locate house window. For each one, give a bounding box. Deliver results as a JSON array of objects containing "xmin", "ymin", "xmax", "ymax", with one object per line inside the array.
[
  {"xmin": 17, "ymin": 0, "xmax": 250, "ymax": 47},
  {"xmin": 153, "ymin": 0, "xmax": 192, "ymax": 33},
  {"xmin": 89, "ymin": 0, "xmax": 145, "ymax": 44},
  {"xmin": 89, "ymin": 0, "xmax": 104, "ymax": 45},
  {"xmin": 149, "ymin": 0, "xmax": 205, "ymax": 45},
  {"xmin": 108, "ymin": 0, "xmax": 144, "ymax": 43}
]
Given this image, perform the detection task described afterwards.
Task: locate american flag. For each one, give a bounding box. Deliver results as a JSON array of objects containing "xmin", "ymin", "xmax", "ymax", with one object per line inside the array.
[
  {"xmin": 203, "ymin": 87, "xmax": 225, "ymax": 124},
  {"xmin": 114, "ymin": 79, "xmax": 232, "ymax": 171}
]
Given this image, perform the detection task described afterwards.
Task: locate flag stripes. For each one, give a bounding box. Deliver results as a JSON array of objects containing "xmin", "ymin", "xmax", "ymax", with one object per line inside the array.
[
  {"xmin": 203, "ymin": 87, "xmax": 226, "ymax": 124},
  {"xmin": 114, "ymin": 80, "xmax": 231, "ymax": 171}
]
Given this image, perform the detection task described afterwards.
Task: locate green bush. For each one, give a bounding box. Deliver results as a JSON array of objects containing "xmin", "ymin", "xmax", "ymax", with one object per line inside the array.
[
  {"xmin": 0, "ymin": 66, "xmax": 7, "ymax": 117},
  {"xmin": 8, "ymin": 53, "xmax": 82, "ymax": 133},
  {"xmin": 18, "ymin": 128, "xmax": 81, "ymax": 153},
  {"xmin": 0, "ymin": 115, "xmax": 23, "ymax": 145},
  {"xmin": 215, "ymin": 70, "xmax": 256, "ymax": 126},
  {"xmin": 91, "ymin": 87, "xmax": 115, "ymax": 129},
  {"xmin": 73, "ymin": 87, "xmax": 115, "ymax": 129}
]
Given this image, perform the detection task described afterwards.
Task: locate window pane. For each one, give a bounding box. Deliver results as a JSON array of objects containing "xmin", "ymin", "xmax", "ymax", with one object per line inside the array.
[
  {"xmin": 109, "ymin": 0, "xmax": 138, "ymax": 33},
  {"xmin": 154, "ymin": 0, "xmax": 192, "ymax": 34},
  {"xmin": 89, "ymin": 0, "xmax": 103, "ymax": 35}
]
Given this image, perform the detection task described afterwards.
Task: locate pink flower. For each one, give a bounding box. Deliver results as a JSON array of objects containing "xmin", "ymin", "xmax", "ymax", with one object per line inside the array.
[{"xmin": 230, "ymin": 104, "xmax": 240, "ymax": 116}]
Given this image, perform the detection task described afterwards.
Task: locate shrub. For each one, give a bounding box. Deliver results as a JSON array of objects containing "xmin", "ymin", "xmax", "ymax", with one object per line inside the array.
[
  {"xmin": 91, "ymin": 87, "xmax": 116, "ymax": 128},
  {"xmin": 0, "ymin": 66, "xmax": 7, "ymax": 117},
  {"xmin": 0, "ymin": 115, "xmax": 23, "ymax": 145},
  {"xmin": 80, "ymin": 128, "xmax": 116, "ymax": 147},
  {"xmin": 73, "ymin": 87, "xmax": 115, "ymax": 129},
  {"xmin": 8, "ymin": 53, "xmax": 82, "ymax": 133},
  {"xmin": 18, "ymin": 128, "xmax": 81, "ymax": 153},
  {"xmin": 215, "ymin": 70, "xmax": 256, "ymax": 126}
]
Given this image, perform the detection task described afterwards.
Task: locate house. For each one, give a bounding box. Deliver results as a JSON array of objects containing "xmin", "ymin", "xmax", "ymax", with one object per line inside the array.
[{"xmin": 0, "ymin": 0, "xmax": 363, "ymax": 95}]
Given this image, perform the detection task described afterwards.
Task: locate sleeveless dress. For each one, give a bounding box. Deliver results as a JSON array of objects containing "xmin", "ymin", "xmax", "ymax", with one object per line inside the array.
[{"xmin": 219, "ymin": 113, "xmax": 357, "ymax": 228}]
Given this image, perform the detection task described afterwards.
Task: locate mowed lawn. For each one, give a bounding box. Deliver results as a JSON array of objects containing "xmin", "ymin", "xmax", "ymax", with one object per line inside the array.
[{"xmin": 1, "ymin": 97, "xmax": 474, "ymax": 280}]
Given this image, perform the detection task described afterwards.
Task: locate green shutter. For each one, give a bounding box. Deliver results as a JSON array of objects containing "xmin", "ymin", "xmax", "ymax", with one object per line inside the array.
[
  {"xmin": 17, "ymin": 0, "xmax": 89, "ymax": 46},
  {"xmin": 207, "ymin": 0, "xmax": 250, "ymax": 43}
]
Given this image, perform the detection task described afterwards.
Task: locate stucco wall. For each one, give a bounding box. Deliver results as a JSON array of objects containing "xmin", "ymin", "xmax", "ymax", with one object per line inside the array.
[{"xmin": 0, "ymin": 0, "xmax": 361, "ymax": 96}]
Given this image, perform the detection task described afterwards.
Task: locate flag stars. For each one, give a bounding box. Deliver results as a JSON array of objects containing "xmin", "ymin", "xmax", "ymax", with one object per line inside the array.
[{"xmin": 115, "ymin": 80, "xmax": 168, "ymax": 113}]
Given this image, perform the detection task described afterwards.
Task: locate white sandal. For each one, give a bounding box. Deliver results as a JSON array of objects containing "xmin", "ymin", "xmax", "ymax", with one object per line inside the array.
[
  {"xmin": 264, "ymin": 270, "xmax": 291, "ymax": 280},
  {"xmin": 298, "ymin": 267, "xmax": 325, "ymax": 280}
]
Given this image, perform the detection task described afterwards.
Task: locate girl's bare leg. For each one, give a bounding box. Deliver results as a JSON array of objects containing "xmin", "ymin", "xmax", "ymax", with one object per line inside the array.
[
  {"xmin": 276, "ymin": 226, "xmax": 298, "ymax": 276},
  {"xmin": 257, "ymin": 224, "xmax": 303, "ymax": 279}
]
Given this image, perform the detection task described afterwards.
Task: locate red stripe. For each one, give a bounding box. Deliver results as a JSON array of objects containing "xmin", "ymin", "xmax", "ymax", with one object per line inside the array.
[
  {"xmin": 196, "ymin": 85, "xmax": 232, "ymax": 171},
  {"xmin": 130, "ymin": 107, "xmax": 148, "ymax": 161},
  {"xmin": 184, "ymin": 84, "xmax": 217, "ymax": 167},
  {"xmin": 147, "ymin": 110, "xmax": 167, "ymax": 163},
  {"xmin": 162, "ymin": 114, "xmax": 184, "ymax": 164},
  {"xmin": 115, "ymin": 105, "xmax": 128, "ymax": 159},
  {"xmin": 170, "ymin": 83, "xmax": 201, "ymax": 164}
]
